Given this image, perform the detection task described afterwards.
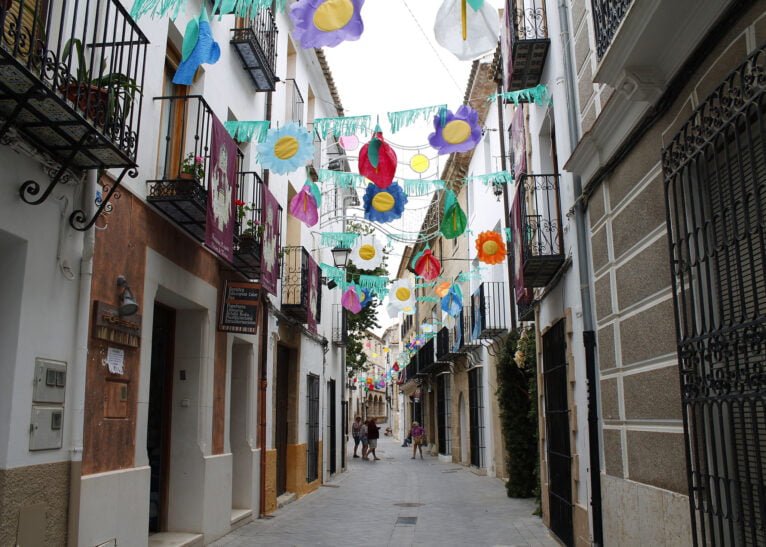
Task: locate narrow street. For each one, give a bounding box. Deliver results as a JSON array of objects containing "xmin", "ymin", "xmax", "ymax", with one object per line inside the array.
[{"xmin": 212, "ymin": 431, "xmax": 557, "ymax": 547}]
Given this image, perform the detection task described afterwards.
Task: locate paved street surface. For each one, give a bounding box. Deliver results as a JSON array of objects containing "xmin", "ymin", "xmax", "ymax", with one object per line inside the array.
[{"xmin": 212, "ymin": 430, "xmax": 558, "ymax": 547}]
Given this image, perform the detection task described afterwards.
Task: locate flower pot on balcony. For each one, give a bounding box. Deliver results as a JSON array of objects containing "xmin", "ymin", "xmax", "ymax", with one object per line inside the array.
[
  {"xmin": 63, "ymin": 82, "xmax": 110, "ymax": 126},
  {"xmin": 238, "ymin": 234, "xmax": 257, "ymax": 254}
]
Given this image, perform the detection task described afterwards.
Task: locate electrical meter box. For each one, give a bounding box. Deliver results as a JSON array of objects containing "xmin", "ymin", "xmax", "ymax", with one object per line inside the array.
[
  {"xmin": 33, "ymin": 358, "xmax": 66, "ymax": 404},
  {"xmin": 29, "ymin": 406, "xmax": 63, "ymax": 450}
]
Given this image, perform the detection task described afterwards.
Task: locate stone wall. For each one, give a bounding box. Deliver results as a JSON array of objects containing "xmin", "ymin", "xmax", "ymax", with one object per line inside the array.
[{"xmin": 0, "ymin": 461, "xmax": 70, "ymax": 546}]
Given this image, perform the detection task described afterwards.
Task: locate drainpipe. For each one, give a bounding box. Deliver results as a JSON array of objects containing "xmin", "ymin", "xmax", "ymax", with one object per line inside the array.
[
  {"xmin": 496, "ymin": 79, "xmax": 517, "ymax": 331},
  {"xmin": 557, "ymin": 1, "xmax": 602, "ymax": 544},
  {"xmin": 67, "ymin": 168, "xmax": 98, "ymax": 544}
]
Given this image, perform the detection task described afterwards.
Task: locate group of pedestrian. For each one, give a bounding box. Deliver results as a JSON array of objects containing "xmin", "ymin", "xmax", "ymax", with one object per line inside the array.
[
  {"xmin": 351, "ymin": 416, "xmax": 427, "ymax": 461},
  {"xmin": 351, "ymin": 416, "xmax": 380, "ymax": 461}
]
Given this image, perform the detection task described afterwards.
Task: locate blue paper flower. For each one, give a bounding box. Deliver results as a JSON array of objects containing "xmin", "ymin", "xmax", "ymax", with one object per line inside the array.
[
  {"xmin": 428, "ymin": 105, "xmax": 482, "ymax": 155},
  {"xmin": 363, "ymin": 182, "xmax": 407, "ymax": 223},
  {"xmin": 257, "ymin": 123, "xmax": 314, "ymax": 174},
  {"xmin": 290, "ymin": 0, "xmax": 365, "ymax": 49},
  {"xmin": 358, "ymin": 287, "xmax": 373, "ymax": 308}
]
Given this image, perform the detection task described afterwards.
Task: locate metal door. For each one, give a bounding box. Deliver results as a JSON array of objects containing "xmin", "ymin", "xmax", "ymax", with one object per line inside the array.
[
  {"xmin": 542, "ymin": 319, "xmax": 572, "ymax": 546},
  {"xmin": 328, "ymin": 380, "xmax": 337, "ymax": 475},
  {"xmin": 663, "ymin": 47, "xmax": 766, "ymax": 546},
  {"xmin": 307, "ymin": 374, "xmax": 319, "ymax": 482},
  {"xmin": 468, "ymin": 367, "xmax": 485, "ymax": 468}
]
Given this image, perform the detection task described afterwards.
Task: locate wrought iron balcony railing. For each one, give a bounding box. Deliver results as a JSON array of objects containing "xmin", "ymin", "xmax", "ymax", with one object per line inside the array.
[
  {"xmin": 331, "ymin": 303, "xmax": 347, "ymax": 346},
  {"xmin": 517, "ymin": 173, "xmax": 565, "ymax": 287},
  {"xmin": 2, "ymin": 0, "xmax": 148, "ymax": 229},
  {"xmin": 232, "ymin": 171, "xmax": 278, "ymax": 280},
  {"xmin": 506, "ymin": 0, "xmax": 550, "ymax": 92},
  {"xmin": 281, "ymin": 245, "xmax": 321, "ymax": 324},
  {"xmin": 285, "ymin": 78, "xmax": 304, "ymax": 127},
  {"xmin": 592, "ymin": 0, "xmax": 634, "ymax": 60},
  {"xmin": 470, "ymin": 282, "xmax": 509, "ymax": 339},
  {"xmin": 230, "ymin": 8, "xmax": 278, "ymax": 91}
]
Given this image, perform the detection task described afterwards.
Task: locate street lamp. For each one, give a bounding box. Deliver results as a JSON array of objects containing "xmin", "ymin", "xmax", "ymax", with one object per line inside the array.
[{"xmin": 331, "ymin": 246, "xmax": 351, "ymax": 268}]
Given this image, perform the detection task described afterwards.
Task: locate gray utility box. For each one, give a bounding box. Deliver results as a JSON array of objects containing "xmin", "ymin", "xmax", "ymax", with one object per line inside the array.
[{"xmin": 30, "ymin": 358, "xmax": 66, "ymax": 451}]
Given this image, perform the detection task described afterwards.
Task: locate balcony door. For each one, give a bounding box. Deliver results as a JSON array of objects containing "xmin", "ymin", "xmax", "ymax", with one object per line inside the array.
[{"xmin": 157, "ymin": 49, "xmax": 188, "ymax": 180}]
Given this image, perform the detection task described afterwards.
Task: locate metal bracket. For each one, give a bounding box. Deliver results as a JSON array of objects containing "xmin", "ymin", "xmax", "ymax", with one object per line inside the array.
[
  {"xmin": 19, "ymin": 132, "xmax": 91, "ymax": 206},
  {"xmin": 69, "ymin": 167, "xmax": 137, "ymax": 231}
]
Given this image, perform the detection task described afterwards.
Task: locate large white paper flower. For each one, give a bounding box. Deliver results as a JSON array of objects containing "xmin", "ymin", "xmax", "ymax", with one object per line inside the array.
[
  {"xmin": 386, "ymin": 302, "xmax": 400, "ymax": 318},
  {"xmin": 350, "ymin": 235, "xmax": 384, "ymax": 271},
  {"xmin": 389, "ymin": 278, "xmax": 415, "ymax": 310}
]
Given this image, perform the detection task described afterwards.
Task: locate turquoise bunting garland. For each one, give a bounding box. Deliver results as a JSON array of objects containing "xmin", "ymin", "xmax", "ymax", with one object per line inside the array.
[
  {"xmin": 463, "ymin": 171, "xmax": 514, "ymax": 186},
  {"xmin": 387, "ymin": 105, "xmax": 447, "ymax": 133},
  {"xmin": 212, "ymin": 0, "xmax": 286, "ymax": 18},
  {"xmin": 417, "ymin": 296, "xmax": 440, "ymax": 303},
  {"xmin": 318, "ymin": 169, "xmax": 367, "ymax": 188},
  {"xmin": 313, "ymin": 115, "xmax": 372, "ymax": 138},
  {"xmin": 402, "ymin": 179, "xmax": 445, "ymax": 197},
  {"xmin": 320, "ymin": 232, "xmax": 360, "ymax": 249},
  {"xmin": 130, "ymin": 0, "xmax": 185, "ymax": 19},
  {"xmin": 489, "ymin": 84, "xmax": 552, "ymax": 107},
  {"xmin": 132, "ymin": 0, "xmax": 285, "ymax": 21},
  {"xmin": 359, "ymin": 275, "xmax": 389, "ymax": 293},
  {"xmin": 224, "ymin": 120, "xmax": 270, "ymax": 143}
]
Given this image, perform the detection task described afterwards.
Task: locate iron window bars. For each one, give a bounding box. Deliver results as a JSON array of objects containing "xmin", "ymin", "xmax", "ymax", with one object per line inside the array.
[
  {"xmin": 662, "ymin": 45, "xmax": 766, "ymax": 547},
  {"xmin": 1, "ymin": 0, "xmax": 148, "ymax": 229},
  {"xmin": 331, "ymin": 304, "xmax": 347, "ymax": 346},
  {"xmin": 230, "ymin": 7, "xmax": 278, "ymax": 92}
]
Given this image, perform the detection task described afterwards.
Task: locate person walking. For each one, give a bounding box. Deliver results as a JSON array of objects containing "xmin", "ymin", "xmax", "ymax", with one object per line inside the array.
[
  {"xmin": 366, "ymin": 417, "xmax": 380, "ymax": 461},
  {"xmin": 351, "ymin": 416, "xmax": 363, "ymax": 458},
  {"xmin": 360, "ymin": 419, "xmax": 369, "ymax": 460},
  {"xmin": 410, "ymin": 421, "xmax": 425, "ymax": 459}
]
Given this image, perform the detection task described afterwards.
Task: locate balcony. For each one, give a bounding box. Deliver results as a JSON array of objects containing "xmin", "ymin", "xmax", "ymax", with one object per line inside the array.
[
  {"xmin": 506, "ymin": 0, "xmax": 550, "ymax": 92},
  {"xmin": 231, "ymin": 171, "xmax": 278, "ymax": 280},
  {"xmin": 517, "ymin": 173, "xmax": 564, "ymax": 287},
  {"xmin": 285, "ymin": 78, "xmax": 304, "ymax": 126},
  {"xmin": 281, "ymin": 246, "xmax": 320, "ymax": 324},
  {"xmin": 470, "ymin": 282, "xmax": 509, "ymax": 339},
  {"xmin": 437, "ymin": 326, "xmax": 461, "ymax": 362},
  {"xmin": 230, "ymin": 8, "xmax": 278, "ymax": 92},
  {"xmin": 592, "ymin": 0, "xmax": 634, "ymax": 60},
  {"xmin": 331, "ymin": 304, "xmax": 347, "ymax": 346},
  {"xmin": 445, "ymin": 307, "xmax": 481, "ymax": 355},
  {"xmin": 1, "ymin": 0, "xmax": 148, "ymax": 226}
]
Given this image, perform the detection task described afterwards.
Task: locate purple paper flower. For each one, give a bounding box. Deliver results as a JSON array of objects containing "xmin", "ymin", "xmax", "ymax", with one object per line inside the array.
[
  {"xmin": 290, "ymin": 0, "xmax": 365, "ymax": 49},
  {"xmin": 428, "ymin": 105, "xmax": 482, "ymax": 155}
]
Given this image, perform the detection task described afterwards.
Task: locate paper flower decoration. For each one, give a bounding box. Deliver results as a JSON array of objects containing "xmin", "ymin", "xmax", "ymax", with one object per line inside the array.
[
  {"xmin": 289, "ymin": 183, "xmax": 319, "ymax": 227},
  {"xmin": 386, "ymin": 302, "xmax": 400, "ymax": 318},
  {"xmin": 441, "ymin": 283, "xmax": 463, "ymax": 317},
  {"xmin": 290, "ymin": 0, "xmax": 365, "ymax": 49},
  {"xmin": 359, "ymin": 129, "xmax": 397, "ymax": 188},
  {"xmin": 363, "ymin": 183, "xmax": 407, "ymax": 223},
  {"xmin": 393, "ymin": 362, "xmax": 400, "ymax": 372},
  {"xmin": 358, "ymin": 287, "xmax": 373, "ymax": 308},
  {"xmin": 173, "ymin": 9, "xmax": 221, "ymax": 85},
  {"xmin": 257, "ymin": 123, "xmax": 314, "ymax": 174},
  {"xmin": 350, "ymin": 235, "xmax": 384, "ymax": 271},
  {"xmin": 433, "ymin": 0, "xmax": 500, "ymax": 61},
  {"xmin": 429, "ymin": 105, "xmax": 481, "ymax": 155},
  {"xmin": 414, "ymin": 249, "xmax": 441, "ymax": 281},
  {"xmin": 435, "ymin": 281, "xmax": 452, "ymax": 297},
  {"xmin": 389, "ymin": 278, "xmax": 415, "ymax": 310},
  {"xmin": 441, "ymin": 189, "xmax": 467, "ymax": 239},
  {"xmin": 342, "ymin": 285, "xmax": 362, "ymax": 313},
  {"xmin": 476, "ymin": 231, "xmax": 507, "ymax": 264}
]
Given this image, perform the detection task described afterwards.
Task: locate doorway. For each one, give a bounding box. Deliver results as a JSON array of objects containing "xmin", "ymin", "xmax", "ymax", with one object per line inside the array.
[
  {"xmin": 542, "ymin": 319, "xmax": 573, "ymax": 546},
  {"xmin": 230, "ymin": 343, "xmax": 252, "ymax": 514},
  {"xmin": 275, "ymin": 345, "xmax": 290, "ymax": 496},
  {"xmin": 468, "ymin": 367, "xmax": 485, "ymax": 468},
  {"xmin": 306, "ymin": 374, "xmax": 319, "ymax": 483},
  {"xmin": 147, "ymin": 303, "xmax": 175, "ymax": 533},
  {"xmin": 459, "ymin": 392, "xmax": 468, "ymax": 464},
  {"xmin": 327, "ymin": 380, "xmax": 336, "ymax": 475}
]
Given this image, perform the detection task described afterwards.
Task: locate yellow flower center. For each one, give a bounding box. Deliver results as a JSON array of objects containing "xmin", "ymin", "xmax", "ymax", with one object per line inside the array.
[
  {"xmin": 409, "ymin": 153, "xmax": 430, "ymax": 173},
  {"xmin": 313, "ymin": 0, "xmax": 354, "ymax": 32},
  {"xmin": 358, "ymin": 244, "xmax": 376, "ymax": 261},
  {"xmin": 482, "ymin": 240, "xmax": 499, "ymax": 256},
  {"xmin": 274, "ymin": 136, "xmax": 299, "ymax": 160},
  {"xmin": 396, "ymin": 287, "xmax": 411, "ymax": 301},
  {"xmin": 442, "ymin": 120, "xmax": 471, "ymax": 144},
  {"xmin": 372, "ymin": 191, "xmax": 395, "ymax": 212}
]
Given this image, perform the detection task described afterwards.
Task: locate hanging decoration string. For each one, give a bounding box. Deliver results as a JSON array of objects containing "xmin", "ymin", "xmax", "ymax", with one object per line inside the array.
[
  {"xmin": 318, "ymin": 169, "xmax": 367, "ymax": 188},
  {"xmin": 130, "ymin": 0, "xmax": 186, "ymax": 19},
  {"xmin": 401, "ymin": 178, "xmax": 446, "ymax": 197},
  {"xmin": 224, "ymin": 120, "xmax": 270, "ymax": 143},
  {"xmin": 463, "ymin": 170, "xmax": 514, "ymax": 186},
  {"xmin": 314, "ymin": 115, "xmax": 372, "ymax": 138},
  {"xmin": 488, "ymin": 84, "xmax": 552, "ymax": 107},
  {"xmin": 387, "ymin": 104, "xmax": 447, "ymax": 133},
  {"xmin": 211, "ymin": 0, "xmax": 286, "ymax": 18},
  {"xmin": 320, "ymin": 232, "xmax": 360, "ymax": 249}
]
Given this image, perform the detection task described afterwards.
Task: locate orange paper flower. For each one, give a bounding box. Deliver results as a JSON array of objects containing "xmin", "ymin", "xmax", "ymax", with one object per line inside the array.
[
  {"xmin": 476, "ymin": 231, "xmax": 507, "ymax": 265},
  {"xmin": 434, "ymin": 281, "xmax": 451, "ymax": 297}
]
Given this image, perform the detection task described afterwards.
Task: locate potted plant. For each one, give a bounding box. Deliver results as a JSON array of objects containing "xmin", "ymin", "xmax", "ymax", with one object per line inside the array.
[
  {"xmin": 180, "ymin": 153, "xmax": 205, "ymax": 181},
  {"xmin": 61, "ymin": 38, "xmax": 140, "ymax": 128},
  {"xmin": 235, "ymin": 199, "xmax": 264, "ymax": 253}
]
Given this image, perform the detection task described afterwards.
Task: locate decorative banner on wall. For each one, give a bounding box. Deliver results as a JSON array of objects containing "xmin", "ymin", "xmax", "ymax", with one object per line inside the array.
[
  {"xmin": 512, "ymin": 182, "xmax": 533, "ymax": 306},
  {"xmin": 307, "ymin": 255, "xmax": 319, "ymax": 333},
  {"xmin": 260, "ymin": 185, "xmax": 281, "ymax": 296},
  {"xmin": 511, "ymin": 106, "xmax": 526, "ymax": 178},
  {"xmin": 206, "ymin": 114, "xmax": 237, "ymax": 263}
]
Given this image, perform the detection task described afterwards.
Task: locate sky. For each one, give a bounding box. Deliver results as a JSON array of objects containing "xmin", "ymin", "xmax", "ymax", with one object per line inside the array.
[{"xmin": 322, "ymin": 0, "xmax": 504, "ymax": 336}]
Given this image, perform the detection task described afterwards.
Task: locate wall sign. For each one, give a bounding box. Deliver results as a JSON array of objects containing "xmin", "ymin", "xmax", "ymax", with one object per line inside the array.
[
  {"xmin": 219, "ymin": 281, "xmax": 260, "ymax": 334},
  {"xmin": 93, "ymin": 301, "xmax": 141, "ymax": 347}
]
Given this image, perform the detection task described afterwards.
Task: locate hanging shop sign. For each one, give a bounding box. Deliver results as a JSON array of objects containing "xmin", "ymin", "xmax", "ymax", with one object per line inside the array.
[
  {"xmin": 219, "ymin": 281, "xmax": 260, "ymax": 334},
  {"xmin": 93, "ymin": 301, "xmax": 142, "ymax": 348}
]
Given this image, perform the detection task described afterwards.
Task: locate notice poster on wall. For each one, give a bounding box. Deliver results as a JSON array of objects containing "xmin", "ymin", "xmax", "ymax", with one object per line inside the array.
[
  {"xmin": 306, "ymin": 254, "xmax": 319, "ymax": 334},
  {"xmin": 206, "ymin": 114, "xmax": 237, "ymax": 263},
  {"xmin": 260, "ymin": 185, "xmax": 281, "ymax": 296},
  {"xmin": 219, "ymin": 281, "xmax": 260, "ymax": 334}
]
